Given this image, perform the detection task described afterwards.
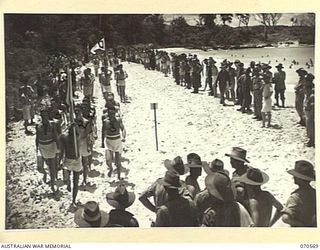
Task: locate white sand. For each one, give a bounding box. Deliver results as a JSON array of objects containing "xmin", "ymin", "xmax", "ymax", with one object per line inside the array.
[{"xmin": 6, "ymin": 60, "xmax": 315, "ymax": 229}]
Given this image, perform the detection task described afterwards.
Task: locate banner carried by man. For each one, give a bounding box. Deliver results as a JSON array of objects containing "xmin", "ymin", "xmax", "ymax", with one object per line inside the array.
[{"xmin": 90, "ymin": 38, "xmax": 106, "ymax": 54}]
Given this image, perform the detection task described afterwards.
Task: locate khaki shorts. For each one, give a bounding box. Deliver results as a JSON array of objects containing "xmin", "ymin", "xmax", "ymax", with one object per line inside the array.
[{"xmin": 63, "ymin": 158, "xmax": 82, "ymax": 172}]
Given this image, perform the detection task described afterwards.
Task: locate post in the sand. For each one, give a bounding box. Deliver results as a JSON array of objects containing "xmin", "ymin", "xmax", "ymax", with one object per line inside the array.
[{"xmin": 150, "ymin": 103, "xmax": 159, "ymax": 151}]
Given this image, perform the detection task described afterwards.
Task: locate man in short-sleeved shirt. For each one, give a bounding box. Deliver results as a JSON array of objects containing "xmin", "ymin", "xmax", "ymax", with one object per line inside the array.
[
  {"xmin": 282, "ymin": 160, "xmax": 316, "ymax": 227},
  {"xmin": 282, "ymin": 185, "xmax": 316, "ymax": 227},
  {"xmin": 155, "ymin": 194, "xmax": 198, "ymax": 227}
]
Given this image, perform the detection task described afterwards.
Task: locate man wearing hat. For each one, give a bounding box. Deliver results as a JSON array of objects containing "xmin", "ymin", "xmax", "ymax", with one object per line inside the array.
[
  {"xmin": 74, "ymin": 201, "xmax": 109, "ymax": 227},
  {"xmin": 208, "ymin": 58, "xmax": 218, "ymax": 96},
  {"xmin": 282, "ymin": 160, "xmax": 316, "ymax": 227},
  {"xmin": 249, "ymin": 61, "xmax": 256, "ymax": 72},
  {"xmin": 139, "ymin": 156, "xmax": 192, "ymax": 214},
  {"xmin": 262, "ymin": 64, "xmax": 273, "ymax": 78},
  {"xmin": 235, "ymin": 62, "xmax": 245, "ymax": 105},
  {"xmin": 273, "ymin": 63, "xmax": 286, "ymax": 107},
  {"xmin": 237, "ymin": 68, "xmax": 252, "ymax": 113},
  {"xmin": 304, "ymin": 74, "xmax": 315, "ymax": 147},
  {"xmin": 184, "ymin": 153, "xmax": 205, "ymax": 196},
  {"xmin": 191, "ymin": 59, "xmax": 202, "ymax": 94},
  {"xmin": 202, "ymin": 59, "xmax": 212, "ymax": 93},
  {"xmin": 106, "ymin": 184, "xmax": 139, "ymax": 227},
  {"xmin": 154, "ymin": 171, "xmax": 198, "ymax": 227},
  {"xmin": 225, "ymin": 147, "xmax": 250, "ymax": 209},
  {"xmin": 194, "ymin": 159, "xmax": 228, "ymax": 222},
  {"xmin": 201, "ymin": 172, "xmax": 253, "ymax": 227},
  {"xmin": 294, "ymin": 68, "xmax": 308, "ymax": 126},
  {"xmin": 234, "ymin": 168, "xmax": 283, "ymax": 227},
  {"xmin": 214, "ymin": 64, "xmax": 230, "ymax": 105},
  {"xmin": 252, "ymin": 68, "xmax": 263, "ymax": 120},
  {"xmin": 227, "ymin": 61, "xmax": 237, "ymax": 102}
]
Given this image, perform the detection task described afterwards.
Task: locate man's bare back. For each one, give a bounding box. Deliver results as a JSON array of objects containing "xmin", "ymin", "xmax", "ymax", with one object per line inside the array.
[{"xmin": 248, "ymin": 191, "xmax": 283, "ymax": 227}]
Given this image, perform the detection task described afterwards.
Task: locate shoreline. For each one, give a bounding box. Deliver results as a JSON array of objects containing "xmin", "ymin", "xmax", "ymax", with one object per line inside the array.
[{"xmin": 161, "ymin": 44, "xmax": 315, "ymax": 51}]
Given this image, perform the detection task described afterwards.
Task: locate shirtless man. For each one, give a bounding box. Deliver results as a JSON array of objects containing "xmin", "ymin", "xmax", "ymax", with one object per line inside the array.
[
  {"xmin": 35, "ymin": 109, "xmax": 59, "ymax": 193},
  {"xmin": 81, "ymin": 98, "xmax": 97, "ymax": 171},
  {"xmin": 115, "ymin": 64, "xmax": 128, "ymax": 103},
  {"xmin": 99, "ymin": 66, "xmax": 113, "ymax": 96},
  {"xmin": 60, "ymin": 125, "xmax": 82, "ymax": 205},
  {"xmin": 235, "ymin": 168, "xmax": 283, "ymax": 227},
  {"xmin": 104, "ymin": 92, "xmax": 120, "ymax": 113},
  {"xmin": 81, "ymin": 68, "xmax": 95, "ymax": 101},
  {"xmin": 19, "ymin": 78, "xmax": 35, "ymax": 134},
  {"xmin": 101, "ymin": 106, "xmax": 126, "ymax": 179},
  {"xmin": 184, "ymin": 153, "xmax": 203, "ymax": 197},
  {"xmin": 75, "ymin": 106, "xmax": 93, "ymax": 185}
]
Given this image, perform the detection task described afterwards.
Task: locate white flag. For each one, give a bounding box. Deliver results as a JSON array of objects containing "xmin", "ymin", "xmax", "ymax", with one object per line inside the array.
[{"xmin": 90, "ymin": 38, "xmax": 105, "ymax": 54}]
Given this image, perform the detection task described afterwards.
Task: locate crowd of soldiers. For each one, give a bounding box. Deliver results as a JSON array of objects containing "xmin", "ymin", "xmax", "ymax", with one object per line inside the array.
[
  {"xmin": 15, "ymin": 46, "xmax": 316, "ymax": 228},
  {"xmin": 121, "ymin": 48, "xmax": 315, "ymax": 147}
]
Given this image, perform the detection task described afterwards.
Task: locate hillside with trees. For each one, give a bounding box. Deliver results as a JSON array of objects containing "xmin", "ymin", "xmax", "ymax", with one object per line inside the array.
[{"xmin": 4, "ymin": 13, "xmax": 315, "ymax": 119}]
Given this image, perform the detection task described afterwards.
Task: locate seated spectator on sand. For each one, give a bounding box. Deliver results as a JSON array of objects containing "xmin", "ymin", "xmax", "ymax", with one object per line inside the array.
[
  {"xmin": 282, "ymin": 160, "xmax": 316, "ymax": 227},
  {"xmin": 74, "ymin": 201, "xmax": 109, "ymax": 228},
  {"xmin": 201, "ymin": 172, "xmax": 253, "ymax": 227},
  {"xmin": 234, "ymin": 168, "xmax": 283, "ymax": 227},
  {"xmin": 105, "ymin": 184, "xmax": 139, "ymax": 227}
]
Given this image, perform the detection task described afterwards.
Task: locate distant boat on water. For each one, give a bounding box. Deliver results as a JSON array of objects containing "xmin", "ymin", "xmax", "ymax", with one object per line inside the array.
[{"xmin": 277, "ymin": 40, "xmax": 300, "ymax": 48}]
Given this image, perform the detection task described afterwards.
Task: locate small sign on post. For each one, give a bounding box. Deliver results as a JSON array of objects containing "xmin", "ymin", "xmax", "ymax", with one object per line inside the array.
[{"xmin": 150, "ymin": 103, "xmax": 159, "ymax": 151}]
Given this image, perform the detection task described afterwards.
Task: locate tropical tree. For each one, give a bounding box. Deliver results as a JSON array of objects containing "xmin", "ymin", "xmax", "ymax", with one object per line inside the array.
[
  {"xmin": 199, "ymin": 14, "xmax": 217, "ymax": 29},
  {"xmin": 295, "ymin": 13, "xmax": 315, "ymax": 26},
  {"xmin": 236, "ymin": 14, "xmax": 250, "ymax": 27},
  {"xmin": 269, "ymin": 13, "xmax": 283, "ymax": 26},
  {"xmin": 142, "ymin": 14, "xmax": 165, "ymax": 44},
  {"xmin": 254, "ymin": 13, "xmax": 282, "ymax": 41},
  {"xmin": 220, "ymin": 14, "xmax": 233, "ymax": 25}
]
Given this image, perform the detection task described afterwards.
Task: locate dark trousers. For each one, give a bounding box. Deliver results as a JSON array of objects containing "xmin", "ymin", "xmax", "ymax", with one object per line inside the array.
[
  {"xmin": 219, "ymin": 82, "xmax": 227, "ymax": 104},
  {"xmin": 295, "ymin": 91, "xmax": 305, "ymax": 122},
  {"xmin": 241, "ymin": 91, "xmax": 251, "ymax": 110},
  {"xmin": 253, "ymin": 90, "xmax": 262, "ymax": 117},
  {"xmin": 236, "ymin": 85, "xmax": 243, "ymax": 104}
]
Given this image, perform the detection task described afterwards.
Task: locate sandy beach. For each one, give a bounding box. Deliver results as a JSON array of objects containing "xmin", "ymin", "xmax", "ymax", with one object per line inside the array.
[{"xmin": 6, "ymin": 58, "xmax": 315, "ymax": 229}]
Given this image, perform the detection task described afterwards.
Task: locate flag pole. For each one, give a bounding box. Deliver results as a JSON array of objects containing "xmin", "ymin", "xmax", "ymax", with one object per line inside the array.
[{"xmin": 67, "ymin": 66, "xmax": 79, "ymax": 158}]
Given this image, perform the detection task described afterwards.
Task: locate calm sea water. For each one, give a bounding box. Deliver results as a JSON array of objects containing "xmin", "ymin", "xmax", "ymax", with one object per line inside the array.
[{"xmin": 163, "ymin": 46, "xmax": 315, "ymax": 106}]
